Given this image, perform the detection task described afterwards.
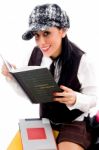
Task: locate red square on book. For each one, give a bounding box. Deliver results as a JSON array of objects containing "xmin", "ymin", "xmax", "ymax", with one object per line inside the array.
[{"xmin": 27, "ymin": 128, "xmax": 47, "ymax": 140}]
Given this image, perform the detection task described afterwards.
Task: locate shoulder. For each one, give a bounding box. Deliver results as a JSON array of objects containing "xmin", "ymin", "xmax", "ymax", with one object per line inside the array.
[
  {"xmin": 80, "ymin": 53, "xmax": 95, "ymax": 68},
  {"xmin": 78, "ymin": 53, "xmax": 97, "ymax": 82}
]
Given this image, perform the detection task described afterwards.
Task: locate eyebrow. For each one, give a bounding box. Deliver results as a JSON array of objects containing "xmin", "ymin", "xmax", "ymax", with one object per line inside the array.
[{"xmin": 34, "ymin": 30, "xmax": 50, "ymax": 35}]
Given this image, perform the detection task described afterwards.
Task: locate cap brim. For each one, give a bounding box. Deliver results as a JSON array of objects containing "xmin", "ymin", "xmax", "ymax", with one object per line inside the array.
[
  {"xmin": 22, "ymin": 24, "xmax": 50, "ymax": 40},
  {"xmin": 22, "ymin": 30, "xmax": 34, "ymax": 40}
]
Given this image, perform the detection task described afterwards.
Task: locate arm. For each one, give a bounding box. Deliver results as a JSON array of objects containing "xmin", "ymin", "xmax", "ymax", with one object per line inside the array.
[
  {"xmin": 1, "ymin": 64, "xmax": 27, "ymax": 96},
  {"xmin": 53, "ymin": 54, "xmax": 98, "ymax": 113},
  {"xmin": 72, "ymin": 54, "xmax": 98, "ymax": 112}
]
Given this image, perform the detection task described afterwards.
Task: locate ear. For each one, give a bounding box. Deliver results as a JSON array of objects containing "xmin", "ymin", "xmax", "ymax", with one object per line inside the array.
[{"xmin": 61, "ymin": 28, "xmax": 68, "ymax": 38}]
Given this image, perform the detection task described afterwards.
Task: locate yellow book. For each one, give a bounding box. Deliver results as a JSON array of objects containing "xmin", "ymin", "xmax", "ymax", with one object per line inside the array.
[
  {"xmin": 53, "ymin": 130, "xmax": 59, "ymax": 139},
  {"xmin": 7, "ymin": 130, "xmax": 23, "ymax": 150}
]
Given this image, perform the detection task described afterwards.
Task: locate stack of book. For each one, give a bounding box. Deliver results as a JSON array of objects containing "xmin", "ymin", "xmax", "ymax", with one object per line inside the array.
[{"xmin": 7, "ymin": 118, "xmax": 57, "ymax": 150}]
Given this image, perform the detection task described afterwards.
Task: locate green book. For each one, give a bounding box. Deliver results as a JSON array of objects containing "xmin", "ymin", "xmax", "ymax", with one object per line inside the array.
[
  {"xmin": 0, "ymin": 54, "xmax": 61, "ymax": 103},
  {"xmin": 10, "ymin": 66, "xmax": 61, "ymax": 103}
]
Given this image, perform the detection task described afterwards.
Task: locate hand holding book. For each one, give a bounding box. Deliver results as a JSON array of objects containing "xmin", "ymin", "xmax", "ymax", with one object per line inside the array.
[
  {"xmin": 0, "ymin": 54, "xmax": 61, "ymax": 103},
  {"xmin": 53, "ymin": 85, "xmax": 76, "ymax": 106}
]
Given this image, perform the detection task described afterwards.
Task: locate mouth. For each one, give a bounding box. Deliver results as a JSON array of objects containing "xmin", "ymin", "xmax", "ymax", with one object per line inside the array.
[{"xmin": 41, "ymin": 46, "xmax": 50, "ymax": 52}]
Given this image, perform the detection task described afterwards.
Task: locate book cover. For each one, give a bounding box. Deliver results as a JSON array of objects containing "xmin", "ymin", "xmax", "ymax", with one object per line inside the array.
[
  {"xmin": 10, "ymin": 67, "xmax": 61, "ymax": 103},
  {"xmin": 19, "ymin": 118, "xmax": 57, "ymax": 150}
]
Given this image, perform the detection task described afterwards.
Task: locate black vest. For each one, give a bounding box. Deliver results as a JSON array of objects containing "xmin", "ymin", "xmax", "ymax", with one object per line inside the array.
[{"xmin": 28, "ymin": 38, "xmax": 85, "ymax": 124}]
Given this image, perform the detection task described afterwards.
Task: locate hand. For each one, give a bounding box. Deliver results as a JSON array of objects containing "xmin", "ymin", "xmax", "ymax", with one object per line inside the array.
[
  {"xmin": 53, "ymin": 85, "xmax": 76, "ymax": 106},
  {"xmin": 1, "ymin": 64, "xmax": 16, "ymax": 80}
]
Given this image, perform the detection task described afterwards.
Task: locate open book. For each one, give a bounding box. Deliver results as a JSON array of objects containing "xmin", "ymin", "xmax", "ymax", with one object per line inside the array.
[{"xmin": 0, "ymin": 54, "xmax": 61, "ymax": 103}]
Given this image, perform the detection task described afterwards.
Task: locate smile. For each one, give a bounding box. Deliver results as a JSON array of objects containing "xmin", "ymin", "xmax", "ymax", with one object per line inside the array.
[{"xmin": 41, "ymin": 46, "xmax": 50, "ymax": 52}]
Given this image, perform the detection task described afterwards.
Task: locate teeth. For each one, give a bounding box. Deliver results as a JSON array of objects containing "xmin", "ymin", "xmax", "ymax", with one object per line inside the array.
[{"xmin": 41, "ymin": 46, "xmax": 50, "ymax": 50}]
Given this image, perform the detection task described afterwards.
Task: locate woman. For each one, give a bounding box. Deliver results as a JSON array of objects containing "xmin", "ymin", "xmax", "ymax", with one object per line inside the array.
[{"xmin": 2, "ymin": 4, "xmax": 98, "ymax": 150}]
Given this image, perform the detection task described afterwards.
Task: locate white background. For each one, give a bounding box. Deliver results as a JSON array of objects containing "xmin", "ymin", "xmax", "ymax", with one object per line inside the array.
[{"xmin": 0, "ymin": 0, "xmax": 99, "ymax": 149}]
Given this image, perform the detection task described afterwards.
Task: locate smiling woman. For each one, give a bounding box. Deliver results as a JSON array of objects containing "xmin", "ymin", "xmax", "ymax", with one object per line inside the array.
[
  {"xmin": 0, "ymin": 1, "xmax": 99, "ymax": 150},
  {"xmin": 22, "ymin": 4, "xmax": 97, "ymax": 150},
  {"xmin": 14, "ymin": 3, "xmax": 99, "ymax": 150}
]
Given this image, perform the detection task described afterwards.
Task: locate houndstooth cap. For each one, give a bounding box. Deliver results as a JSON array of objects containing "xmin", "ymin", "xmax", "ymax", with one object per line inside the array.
[{"xmin": 22, "ymin": 4, "xmax": 70, "ymax": 40}]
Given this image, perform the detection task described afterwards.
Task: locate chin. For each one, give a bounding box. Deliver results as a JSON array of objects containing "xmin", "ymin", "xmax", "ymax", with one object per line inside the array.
[{"xmin": 43, "ymin": 52, "xmax": 52, "ymax": 57}]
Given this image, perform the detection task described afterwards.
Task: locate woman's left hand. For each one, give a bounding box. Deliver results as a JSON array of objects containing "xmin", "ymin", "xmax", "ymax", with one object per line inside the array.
[{"xmin": 53, "ymin": 85, "xmax": 76, "ymax": 106}]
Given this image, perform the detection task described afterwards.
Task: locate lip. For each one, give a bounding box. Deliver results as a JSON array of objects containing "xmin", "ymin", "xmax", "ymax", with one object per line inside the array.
[{"xmin": 41, "ymin": 46, "xmax": 50, "ymax": 52}]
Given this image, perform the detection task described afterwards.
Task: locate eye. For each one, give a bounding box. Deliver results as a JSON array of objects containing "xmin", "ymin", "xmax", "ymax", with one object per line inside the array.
[
  {"xmin": 34, "ymin": 33, "xmax": 39, "ymax": 40},
  {"xmin": 43, "ymin": 31, "xmax": 50, "ymax": 37}
]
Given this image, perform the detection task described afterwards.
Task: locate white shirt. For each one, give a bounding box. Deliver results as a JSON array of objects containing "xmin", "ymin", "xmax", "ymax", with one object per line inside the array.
[{"xmin": 41, "ymin": 54, "xmax": 98, "ymax": 121}]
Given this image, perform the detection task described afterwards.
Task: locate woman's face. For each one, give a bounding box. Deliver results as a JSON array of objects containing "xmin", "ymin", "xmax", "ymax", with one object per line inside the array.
[{"xmin": 34, "ymin": 27, "xmax": 66, "ymax": 58}]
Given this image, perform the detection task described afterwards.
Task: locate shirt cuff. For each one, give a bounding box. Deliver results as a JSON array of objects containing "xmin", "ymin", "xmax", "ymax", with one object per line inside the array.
[{"xmin": 67, "ymin": 91, "xmax": 97, "ymax": 112}]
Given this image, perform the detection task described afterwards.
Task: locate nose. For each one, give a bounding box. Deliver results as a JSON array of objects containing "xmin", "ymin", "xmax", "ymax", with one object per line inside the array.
[{"xmin": 39, "ymin": 36, "xmax": 46, "ymax": 46}]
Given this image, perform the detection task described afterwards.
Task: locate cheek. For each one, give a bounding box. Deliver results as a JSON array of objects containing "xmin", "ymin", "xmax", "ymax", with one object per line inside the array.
[{"xmin": 53, "ymin": 36, "xmax": 62, "ymax": 47}]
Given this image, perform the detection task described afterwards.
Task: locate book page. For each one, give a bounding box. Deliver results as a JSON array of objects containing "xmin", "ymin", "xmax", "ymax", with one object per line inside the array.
[
  {"xmin": 0, "ymin": 54, "xmax": 15, "ymax": 72},
  {"xmin": 11, "ymin": 66, "xmax": 46, "ymax": 73},
  {"xmin": 0, "ymin": 54, "xmax": 45, "ymax": 73}
]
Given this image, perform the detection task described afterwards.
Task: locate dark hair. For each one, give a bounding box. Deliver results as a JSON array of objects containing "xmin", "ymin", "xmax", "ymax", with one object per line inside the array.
[
  {"xmin": 58, "ymin": 35, "xmax": 85, "ymax": 65},
  {"xmin": 58, "ymin": 35, "xmax": 85, "ymax": 86},
  {"xmin": 58, "ymin": 36, "xmax": 72, "ymax": 65}
]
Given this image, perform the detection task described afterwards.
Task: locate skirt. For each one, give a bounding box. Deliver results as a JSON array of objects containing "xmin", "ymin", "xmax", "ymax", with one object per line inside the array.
[{"xmin": 51, "ymin": 121, "xmax": 92, "ymax": 149}]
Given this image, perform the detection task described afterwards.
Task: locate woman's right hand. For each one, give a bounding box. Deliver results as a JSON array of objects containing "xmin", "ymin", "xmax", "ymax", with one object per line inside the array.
[{"xmin": 1, "ymin": 64, "xmax": 16, "ymax": 80}]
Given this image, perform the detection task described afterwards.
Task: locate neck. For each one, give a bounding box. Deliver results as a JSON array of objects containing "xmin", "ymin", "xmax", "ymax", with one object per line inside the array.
[{"xmin": 50, "ymin": 46, "xmax": 62, "ymax": 60}]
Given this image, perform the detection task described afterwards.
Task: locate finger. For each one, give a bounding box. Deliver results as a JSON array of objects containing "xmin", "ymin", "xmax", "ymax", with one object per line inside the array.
[
  {"xmin": 2, "ymin": 64, "xmax": 8, "ymax": 73},
  {"xmin": 54, "ymin": 97, "xmax": 75, "ymax": 105},
  {"xmin": 60, "ymin": 85, "xmax": 72, "ymax": 92},
  {"xmin": 1, "ymin": 68, "xmax": 13, "ymax": 79},
  {"xmin": 54, "ymin": 97, "xmax": 69, "ymax": 102},
  {"xmin": 2, "ymin": 68, "xmax": 9, "ymax": 76},
  {"xmin": 53, "ymin": 91, "xmax": 72, "ymax": 98},
  {"xmin": 53, "ymin": 91, "xmax": 64, "ymax": 97}
]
